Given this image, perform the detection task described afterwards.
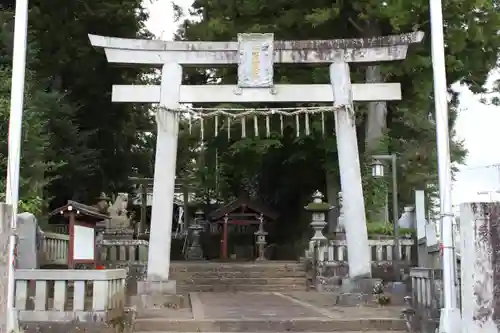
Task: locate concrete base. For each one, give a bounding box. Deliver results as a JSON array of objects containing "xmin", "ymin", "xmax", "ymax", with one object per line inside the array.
[
  {"xmin": 340, "ymin": 277, "xmax": 381, "ymax": 293},
  {"xmin": 439, "ymin": 307, "xmax": 462, "ymax": 333},
  {"xmin": 138, "ymin": 279, "xmax": 176, "ymax": 295},
  {"xmin": 133, "ymin": 293, "xmax": 187, "ymax": 310},
  {"xmin": 333, "ymin": 278, "xmax": 384, "ymax": 307},
  {"xmin": 135, "ymin": 280, "xmax": 184, "ymax": 309},
  {"xmin": 134, "ymin": 317, "xmax": 407, "ymax": 332}
]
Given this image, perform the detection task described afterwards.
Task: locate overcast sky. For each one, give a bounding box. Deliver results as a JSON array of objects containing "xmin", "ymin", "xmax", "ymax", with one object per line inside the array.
[{"xmin": 143, "ymin": 0, "xmax": 500, "ymax": 205}]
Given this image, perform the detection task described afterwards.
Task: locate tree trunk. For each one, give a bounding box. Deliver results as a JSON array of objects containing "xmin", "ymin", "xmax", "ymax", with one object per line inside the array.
[{"xmin": 364, "ymin": 22, "xmax": 389, "ymax": 223}]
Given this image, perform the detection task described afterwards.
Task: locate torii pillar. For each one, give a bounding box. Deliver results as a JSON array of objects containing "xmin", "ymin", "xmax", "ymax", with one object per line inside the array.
[{"xmin": 89, "ymin": 32, "xmax": 424, "ymax": 288}]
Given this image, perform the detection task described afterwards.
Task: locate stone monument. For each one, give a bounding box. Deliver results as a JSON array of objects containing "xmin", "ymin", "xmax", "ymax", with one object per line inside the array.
[
  {"xmin": 94, "ymin": 192, "xmax": 110, "ymax": 214},
  {"xmin": 398, "ymin": 205, "xmax": 415, "ymax": 229},
  {"xmin": 107, "ymin": 193, "xmax": 130, "ymax": 228},
  {"xmin": 459, "ymin": 202, "xmax": 500, "ymax": 333},
  {"xmin": 89, "ymin": 30, "xmax": 423, "ymax": 284},
  {"xmin": 16, "ymin": 212, "xmax": 43, "ymax": 269},
  {"xmin": 104, "ymin": 193, "xmax": 135, "ymax": 240}
]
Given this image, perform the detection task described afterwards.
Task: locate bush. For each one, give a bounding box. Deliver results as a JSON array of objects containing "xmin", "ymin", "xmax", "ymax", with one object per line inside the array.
[{"xmin": 367, "ymin": 222, "xmax": 415, "ymax": 238}]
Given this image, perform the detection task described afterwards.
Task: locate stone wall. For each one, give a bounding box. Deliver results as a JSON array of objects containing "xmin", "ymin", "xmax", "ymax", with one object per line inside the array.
[{"xmin": 20, "ymin": 307, "xmax": 136, "ymax": 333}]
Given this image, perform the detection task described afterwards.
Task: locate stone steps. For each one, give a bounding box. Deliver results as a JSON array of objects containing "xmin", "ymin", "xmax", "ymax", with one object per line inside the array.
[
  {"xmin": 134, "ymin": 318, "xmax": 408, "ymax": 332},
  {"xmin": 135, "ymin": 331, "xmax": 404, "ymax": 333},
  {"xmin": 177, "ymin": 283, "xmax": 307, "ymax": 292},
  {"xmin": 170, "ymin": 262, "xmax": 304, "ymax": 273},
  {"xmin": 170, "ymin": 270, "xmax": 307, "ymax": 278},
  {"xmin": 176, "ymin": 277, "xmax": 306, "ymax": 285},
  {"xmin": 170, "ymin": 261, "xmax": 307, "ymax": 293}
]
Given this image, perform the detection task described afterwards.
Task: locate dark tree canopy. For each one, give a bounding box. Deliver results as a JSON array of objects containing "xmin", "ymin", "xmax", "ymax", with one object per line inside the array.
[{"xmin": 0, "ymin": 0, "xmax": 154, "ymax": 213}]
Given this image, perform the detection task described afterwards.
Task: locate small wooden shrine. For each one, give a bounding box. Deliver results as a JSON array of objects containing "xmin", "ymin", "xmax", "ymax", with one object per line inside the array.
[
  {"xmin": 208, "ymin": 198, "xmax": 278, "ymax": 260},
  {"xmin": 49, "ymin": 200, "xmax": 109, "ymax": 268}
]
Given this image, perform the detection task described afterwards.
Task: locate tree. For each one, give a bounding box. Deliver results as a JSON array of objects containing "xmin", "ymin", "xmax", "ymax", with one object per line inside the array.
[
  {"xmin": 2, "ymin": 0, "xmax": 155, "ymax": 209},
  {"xmin": 173, "ymin": 0, "xmax": 497, "ymax": 239},
  {"xmin": 0, "ymin": 10, "xmax": 89, "ymax": 216}
]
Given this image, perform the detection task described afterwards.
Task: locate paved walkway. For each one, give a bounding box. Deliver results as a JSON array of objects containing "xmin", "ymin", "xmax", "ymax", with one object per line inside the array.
[
  {"xmin": 142, "ymin": 292, "xmax": 404, "ymax": 321},
  {"xmin": 283, "ymin": 292, "xmax": 404, "ymax": 320},
  {"xmin": 193, "ymin": 293, "xmax": 326, "ymax": 320},
  {"xmin": 135, "ymin": 292, "xmax": 406, "ymax": 332}
]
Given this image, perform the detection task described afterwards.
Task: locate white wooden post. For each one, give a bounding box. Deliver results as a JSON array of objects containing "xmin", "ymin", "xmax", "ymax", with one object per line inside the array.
[
  {"xmin": 147, "ymin": 63, "xmax": 182, "ymax": 281},
  {"xmin": 330, "ymin": 63, "xmax": 371, "ymax": 278}
]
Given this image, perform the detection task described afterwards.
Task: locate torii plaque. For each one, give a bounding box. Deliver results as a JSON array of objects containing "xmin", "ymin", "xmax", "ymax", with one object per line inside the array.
[{"xmin": 89, "ymin": 32, "xmax": 423, "ymax": 287}]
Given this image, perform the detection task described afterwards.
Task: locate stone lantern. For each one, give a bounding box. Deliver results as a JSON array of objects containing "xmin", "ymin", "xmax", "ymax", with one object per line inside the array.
[
  {"xmin": 186, "ymin": 209, "xmax": 205, "ymax": 260},
  {"xmin": 305, "ymin": 190, "xmax": 332, "ymax": 243},
  {"xmin": 254, "ymin": 214, "xmax": 268, "ymax": 261}
]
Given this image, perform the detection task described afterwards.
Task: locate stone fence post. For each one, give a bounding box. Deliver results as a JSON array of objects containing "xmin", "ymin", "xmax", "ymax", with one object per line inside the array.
[
  {"xmin": 0, "ymin": 203, "xmax": 12, "ymax": 333},
  {"xmin": 460, "ymin": 202, "xmax": 500, "ymax": 333}
]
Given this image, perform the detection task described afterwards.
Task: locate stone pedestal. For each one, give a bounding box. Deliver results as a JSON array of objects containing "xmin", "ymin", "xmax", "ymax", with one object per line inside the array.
[
  {"xmin": 135, "ymin": 279, "xmax": 183, "ymax": 309},
  {"xmin": 102, "ymin": 228, "xmax": 135, "ymax": 240}
]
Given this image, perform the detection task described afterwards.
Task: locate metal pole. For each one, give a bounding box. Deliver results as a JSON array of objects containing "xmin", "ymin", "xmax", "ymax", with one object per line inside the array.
[
  {"xmin": 429, "ymin": 0, "xmax": 461, "ymax": 331},
  {"xmin": 5, "ymin": 0, "xmax": 29, "ymax": 330},
  {"xmin": 391, "ymin": 155, "xmax": 400, "ymax": 277}
]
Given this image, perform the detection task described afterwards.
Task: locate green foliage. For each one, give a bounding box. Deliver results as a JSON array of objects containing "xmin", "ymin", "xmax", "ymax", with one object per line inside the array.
[
  {"xmin": 0, "ymin": 11, "xmax": 75, "ymax": 215},
  {"xmin": 361, "ymin": 158, "xmax": 388, "ymax": 218},
  {"xmin": 19, "ymin": 196, "xmax": 44, "ymax": 216},
  {"xmin": 0, "ymin": 0, "xmax": 151, "ymax": 216},
  {"xmin": 1, "ymin": 0, "xmax": 153, "ymax": 212},
  {"xmin": 366, "ymin": 222, "xmax": 415, "ymax": 238},
  {"xmin": 304, "ymin": 201, "xmax": 331, "ymax": 212}
]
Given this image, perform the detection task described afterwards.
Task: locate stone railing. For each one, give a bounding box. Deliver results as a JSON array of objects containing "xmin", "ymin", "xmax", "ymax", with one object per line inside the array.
[
  {"xmin": 307, "ymin": 238, "xmax": 415, "ymax": 280},
  {"xmin": 38, "ymin": 233, "xmax": 149, "ymax": 267},
  {"xmin": 41, "ymin": 232, "xmax": 70, "ymax": 266},
  {"xmin": 311, "ymin": 238, "xmax": 414, "ymax": 265},
  {"xmin": 14, "ymin": 268, "xmax": 127, "ymax": 322},
  {"xmin": 406, "ymin": 268, "xmax": 443, "ymax": 333},
  {"xmin": 98, "ymin": 239, "xmax": 149, "ymax": 264}
]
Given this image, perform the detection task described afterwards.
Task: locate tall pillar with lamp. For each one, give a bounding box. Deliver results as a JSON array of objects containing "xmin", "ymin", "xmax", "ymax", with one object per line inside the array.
[{"xmin": 371, "ymin": 155, "xmax": 400, "ymax": 278}]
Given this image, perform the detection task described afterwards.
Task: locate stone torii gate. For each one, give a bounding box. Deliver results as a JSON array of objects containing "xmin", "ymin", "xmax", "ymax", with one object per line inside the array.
[{"xmin": 89, "ymin": 32, "xmax": 423, "ymax": 290}]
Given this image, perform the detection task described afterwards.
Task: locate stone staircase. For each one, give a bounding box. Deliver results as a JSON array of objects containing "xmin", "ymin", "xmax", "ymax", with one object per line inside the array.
[{"xmin": 170, "ymin": 261, "xmax": 308, "ymax": 292}]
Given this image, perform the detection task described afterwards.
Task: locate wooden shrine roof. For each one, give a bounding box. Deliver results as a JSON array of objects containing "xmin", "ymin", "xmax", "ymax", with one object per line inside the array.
[
  {"xmin": 48, "ymin": 200, "xmax": 109, "ymax": 223},
  {"xmin": 209, "ymin": 198, "xmax": 278, "ymax": 221}
]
